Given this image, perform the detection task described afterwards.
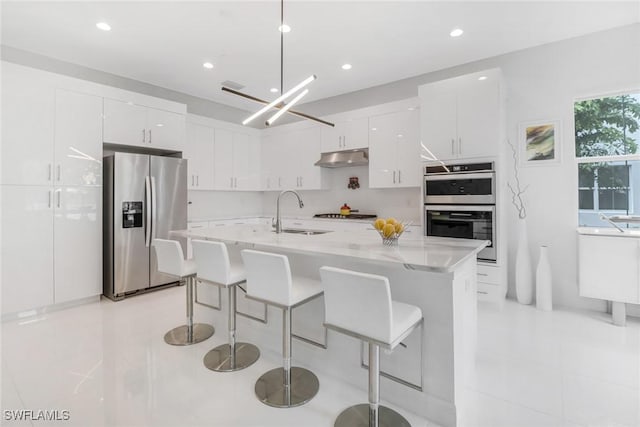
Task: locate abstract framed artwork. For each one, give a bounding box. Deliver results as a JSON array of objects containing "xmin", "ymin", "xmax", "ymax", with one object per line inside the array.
[{"xmin": 519, "ymin": 120, "xmax": 561, "ymax": 166}]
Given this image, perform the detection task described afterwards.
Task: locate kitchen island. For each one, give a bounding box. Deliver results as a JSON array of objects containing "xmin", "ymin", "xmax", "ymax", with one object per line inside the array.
[{"xmin": 173, "ymin": 224, "xmax": 488, "ymax": 427}]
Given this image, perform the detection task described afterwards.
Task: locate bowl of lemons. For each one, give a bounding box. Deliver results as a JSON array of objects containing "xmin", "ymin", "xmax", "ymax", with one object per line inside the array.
[{"xmin": 373, "ymin": 218, "xmax": 410, "ymax": 246}]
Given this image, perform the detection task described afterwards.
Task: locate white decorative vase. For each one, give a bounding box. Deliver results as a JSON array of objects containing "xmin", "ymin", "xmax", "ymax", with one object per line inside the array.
[
  {"xmin": 536, "ymin": 245, "xmax": 553, "ymax": 311},
  {"xmin": 515, "ymin": 218, "xmax": 533, "ymax": 305}
]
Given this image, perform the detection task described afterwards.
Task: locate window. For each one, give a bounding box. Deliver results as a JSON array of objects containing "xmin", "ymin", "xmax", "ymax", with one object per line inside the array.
[{"xmin": 575, "ymin": 93, "xmax": 640, "ymax": 228}]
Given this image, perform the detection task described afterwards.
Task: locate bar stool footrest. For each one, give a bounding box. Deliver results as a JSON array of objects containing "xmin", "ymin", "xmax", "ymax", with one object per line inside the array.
[
  {"xmin": 334, "ymin": 404, "xmax": 411, "ymax": 427},
  {"xmin": 164, "ymin": 323, "xmax": 214, "ymax": 346},
  {"xmin": 203, "ymin": 343, "xmax": 260, "ymax": 372},
  {"xmin": 255, "ymin": 367, "xmax": 319, "ymax": 408}
]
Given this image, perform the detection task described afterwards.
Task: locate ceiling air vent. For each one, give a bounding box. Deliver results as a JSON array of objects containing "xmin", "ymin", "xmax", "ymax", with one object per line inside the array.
[{"xmin": 221, "ymin": 80, "xmax": 245, "ymax": 91}]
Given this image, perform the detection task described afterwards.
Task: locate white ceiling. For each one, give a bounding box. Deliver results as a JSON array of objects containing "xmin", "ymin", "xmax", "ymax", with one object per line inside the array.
[{"xmin": 2, "ymin": 1, "xmax": 639, "ymax": 112}]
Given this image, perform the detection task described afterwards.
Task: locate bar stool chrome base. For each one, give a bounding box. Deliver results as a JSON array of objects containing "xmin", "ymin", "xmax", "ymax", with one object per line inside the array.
[
  {"xmin": 334, "ymin": 404, "xmax": 411, "ymax": 427},
  {"xmin": 164, "ymin": 323, "xmax": 214, "ymax": 346},
  {"xmin": 203, "ymin": 343, "xmax": 260, "ymax": 372},
  {"xmin": 255, "ymin": 367, "xmax": 319, "ymax": 408}
]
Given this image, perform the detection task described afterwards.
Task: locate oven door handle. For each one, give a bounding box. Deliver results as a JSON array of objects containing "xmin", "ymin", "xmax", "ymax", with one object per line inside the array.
[
  {"xmin": 424, "ymin": 172, "xmax": 495, "ymax": 181},
  {"xmin": 425, "ymin": 204, "xmax": 495, "ymax": 212}
]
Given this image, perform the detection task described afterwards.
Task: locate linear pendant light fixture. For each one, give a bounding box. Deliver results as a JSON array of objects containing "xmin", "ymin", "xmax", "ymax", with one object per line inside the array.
[{"xmin": 222, "ymin": 0, "xmax": 334, "ymax": 127}]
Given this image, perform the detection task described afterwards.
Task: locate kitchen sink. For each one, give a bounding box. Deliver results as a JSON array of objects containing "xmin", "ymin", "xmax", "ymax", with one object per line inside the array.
[{"xmin": 277, "ymin": 228, "xmax": 332, "ymax": 236}]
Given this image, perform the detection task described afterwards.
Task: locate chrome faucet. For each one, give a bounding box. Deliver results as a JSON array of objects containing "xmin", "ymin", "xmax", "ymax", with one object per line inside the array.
[{"xmin": 273, "ymin": 190, "xmax": 304, "ymax": 233}]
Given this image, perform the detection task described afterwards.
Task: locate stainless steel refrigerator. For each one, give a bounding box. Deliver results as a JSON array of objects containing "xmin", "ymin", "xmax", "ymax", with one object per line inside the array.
[{"xmin": 103, "ymin": 152, "xmax": 187, "ymax": 300}]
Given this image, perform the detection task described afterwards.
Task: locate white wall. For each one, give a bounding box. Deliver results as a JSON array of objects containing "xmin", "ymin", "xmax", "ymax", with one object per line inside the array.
[{"xmin": 261, "ymin": 166, "xmax": 422, "ymax": 222}]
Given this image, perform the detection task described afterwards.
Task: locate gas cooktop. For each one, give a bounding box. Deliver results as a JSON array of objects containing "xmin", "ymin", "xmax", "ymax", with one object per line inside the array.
[{"xmin": 313, "ymin": 213, "xmax": 377, "ymax": 220}]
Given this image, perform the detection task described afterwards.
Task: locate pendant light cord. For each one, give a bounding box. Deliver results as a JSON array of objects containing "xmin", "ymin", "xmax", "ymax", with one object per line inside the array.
[{"xmin": 280, "ymin": 0, "xmax": 284, "ymax": 96}]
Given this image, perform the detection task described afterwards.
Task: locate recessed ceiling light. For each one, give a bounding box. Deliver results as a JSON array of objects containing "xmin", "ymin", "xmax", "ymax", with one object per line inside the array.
[
  {"xmin": 270, "ymin": 88, "xmax": 279, "ymax": 93},
  {"xmin": 408, "ymin": 107, "xmax": 416, "ymax": 111},
  {"xmin": 341, "ymin": 64, "xmax": 352, "ymax": 70},
  {"xmin": 478, "ymin": 76, "xmax": 488, "ymax": 81},
  {"xmin": 203, "ymin": 62, "xmax": 214, "ymax": 69},
  {"xmin": 96, "ymin": 22, "xmax": 111, "ymax": 31},
  {"xmin": 279, "ymin": 24, "xmax": 291, "ymax": 33},
  {"xmin": 397, "ymin": 134, "xmax": 404, "ymax": 138},
  {"xmin": 371, "ymin": 127, "xmax": 377, "ymax": 131},
  {"xmin": 450, "ymin": 28, "xmax": 464, "ymax": 37}
]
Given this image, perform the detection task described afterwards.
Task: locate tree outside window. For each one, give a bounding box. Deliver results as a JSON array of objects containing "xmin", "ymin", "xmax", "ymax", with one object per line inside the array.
[{"xmin": 574, "ymin": 93, "xmax": 640, "ymax": 227}]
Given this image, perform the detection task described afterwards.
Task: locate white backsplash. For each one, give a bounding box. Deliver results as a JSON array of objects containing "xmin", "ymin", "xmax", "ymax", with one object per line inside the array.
[
  {"xmin": 187, "ymin": 166, "xmax": 422, "ymax": 222},
  {"xmin": 187, "ymin": 190, "xmax": 263, "ymax": 220},
  {"xmin": 261, "ymin": 166, "xmax": 422, "ymax": 222}
]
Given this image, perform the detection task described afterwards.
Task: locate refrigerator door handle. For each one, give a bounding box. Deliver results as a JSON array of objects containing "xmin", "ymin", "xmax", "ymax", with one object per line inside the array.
[
  {"xmin": 151, "ymin": 176, "xmax": 158, "ymax": 241},
  {"xmin": 145, "ymin": 176, "xmax": 152, "ymax": 247}
]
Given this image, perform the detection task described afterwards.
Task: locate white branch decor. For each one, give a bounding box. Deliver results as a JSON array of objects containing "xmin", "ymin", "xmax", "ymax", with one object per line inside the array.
[{"xmin": 507, "ymin": 139, "xmax": 528, "ymax": 219}]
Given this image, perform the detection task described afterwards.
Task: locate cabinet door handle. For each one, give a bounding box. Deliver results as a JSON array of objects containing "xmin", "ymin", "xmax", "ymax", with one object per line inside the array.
[
  {"xmin": 56, "ymin": 190, "xmax": 61, "ymax": 208},
  {"xmin": 142, "ymin": 129, "xmax": 146, "ymax": 143},
  {"xmin": 196, "ymin": 175, "xmax": 199, "ymax": 187},
  {"xmin": 48, "ymin": 164, "xmax": 52, "ymax": 181},
  {"xmin": 458, "ymin": 137, "xmax": 462, "ymax": 155},
  {"xmin": 343, "ymin": 135, "xmax": 346, "ymax": 147},
  {"xmin": 56, "ymin": 165, "xmax": 61, "ymax": 182},
  {"xmin": 149, "ymin": 129, "xmax": 152, "ymax": 143},
  {"xmin": 234, "ymin": 177, "xmax": 237, "ymax": 188},
  {"xmin": 393, "ymin": 170, "xmax": 396, "ymax": 184},
  {"xmin": 48, "ymin": 190, "xmax": 52, "ymax": 208},
  {"xmin": 191, "ymin": 175, "xmax": 194, "ymax": 186},
  {"xmin": 398, "ymin": 170, "xmax": 401, "ymax": 183},
  {"xmin": 451, "ymin": 139, "xmax": 455, "ymax": 155},
  {"xmin": 300, "ymin": 177, "xmax": 303, "ymax": 187},
  {"xmin": 230, "ymin": 177, "xmax": 233, "ymax": 188}
]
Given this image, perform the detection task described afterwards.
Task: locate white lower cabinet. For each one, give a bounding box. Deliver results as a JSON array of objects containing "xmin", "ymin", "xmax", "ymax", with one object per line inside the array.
[
  {"xmin": 579, "ymin": 234, "xmax": 640, "ymax": 303},
  {"xmin": 1, "ymin": 185, "xmax": 101, "ymax": 315},
  {"xmin": 476, "ymin": 263, "xmax": 506, "ymax": 304},
  {"xmin": 1, "ymin": 186, "xmax": 55, "ymax": 314},
  {"xmin": 53, "ymin": 186, "xmax": 102, "ymax": 304}
]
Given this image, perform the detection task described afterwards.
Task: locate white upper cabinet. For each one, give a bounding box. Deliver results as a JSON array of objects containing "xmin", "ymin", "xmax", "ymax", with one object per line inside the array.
[
  {"xmin": 233, "ymin": 133, "xmax": 261, "ymax": 190},
  {"xmin": 369, "ymin": 109, "xmax": 421, "ymax": 188},
  {"xmin": 146, "ymin": 108, "xmax": 186, "ymax": 151},
  {"xmin": 213, "ymin": 128, "xmax": 261, "ymax": 191},
  {"xmin": 419, "ymin": 69, "xmax": 502, "ymax": 161},
  {"xmin": 214, "ymin": 128, "xmax": 235, "ymax": 190},
  {"xmin": 54, "ymin": 89, "xmax": 103, "ymax": 186},
  {"xmin": 262, "ymin": 125, "xmax": 326, "ymax": 191},
  {"xmin": 1, "ymin": 67, "xmax": 55, "ymax": 186},
  {"xmin": 291, "ymin": 127, "xmax": 326, "ymax": 190},
  {"xmin": 185, "ymin": 122, "xmax": 215, "ymax": 190},
  {"xmin": 103, "ymin": 98, "xmax": 185, "ymax": 151},
  {"xmin": 321, "ymin": 117, "xmax": 369, "ymax": 153}
]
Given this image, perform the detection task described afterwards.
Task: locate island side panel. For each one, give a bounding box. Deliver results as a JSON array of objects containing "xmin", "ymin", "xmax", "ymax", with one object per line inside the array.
[{"xmin": 227, "ymin": 246, "xmax": 465, "ymax": 427}]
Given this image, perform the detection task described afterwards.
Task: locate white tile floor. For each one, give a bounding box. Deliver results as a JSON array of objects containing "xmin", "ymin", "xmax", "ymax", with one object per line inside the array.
[{"xmin": 1, "ymin": 287, "xmax": 639, "ymax": 427}]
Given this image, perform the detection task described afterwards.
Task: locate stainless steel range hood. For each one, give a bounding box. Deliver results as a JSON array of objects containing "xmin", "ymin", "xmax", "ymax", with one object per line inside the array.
[{"xmin": 314, "ymin": 148, "xmax": 369, "ymax": 168}]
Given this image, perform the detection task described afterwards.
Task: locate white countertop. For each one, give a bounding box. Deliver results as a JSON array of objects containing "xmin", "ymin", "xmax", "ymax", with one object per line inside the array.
[
  {"xmin": 174, "ymin": 224, "xmax": 488, "ymax": 273},
  {"xmin": 577, "ymin": 227, "xmax": 640, "ymax": 238}
]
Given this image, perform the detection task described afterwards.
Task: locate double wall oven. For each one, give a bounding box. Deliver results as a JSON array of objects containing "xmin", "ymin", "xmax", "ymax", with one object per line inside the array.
[{"xmin": 424, "ymin": 162, "xmax": 496, "ymax": 262}]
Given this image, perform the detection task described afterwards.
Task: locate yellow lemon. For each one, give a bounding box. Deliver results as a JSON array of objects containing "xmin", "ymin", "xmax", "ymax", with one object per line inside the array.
[
  {"xmin": 382, "ymin": 223, "xmax": 396, "ymax": 238},
  {"xmin": 394, "ymin": 223, "xmax": 404, "ymax": 233},
  {"xmin": 386, "ymin": 217, "xmax": 397, "ymax": 225},
  {"xmin": 374, "ymin": 218, "xmax": 386, "ymax": 230}
]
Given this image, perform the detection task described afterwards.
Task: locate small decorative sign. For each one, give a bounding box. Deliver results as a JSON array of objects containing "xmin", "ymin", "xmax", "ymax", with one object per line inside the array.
[{"xmin": 519, "ymin": 120, "xmax": 561, "ymax": 165}]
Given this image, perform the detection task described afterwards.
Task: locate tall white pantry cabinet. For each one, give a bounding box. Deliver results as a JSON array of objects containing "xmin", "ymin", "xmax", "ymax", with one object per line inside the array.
[{"xmin": 1, "ymin": 63, "xmax": 102, "ymax": 315}]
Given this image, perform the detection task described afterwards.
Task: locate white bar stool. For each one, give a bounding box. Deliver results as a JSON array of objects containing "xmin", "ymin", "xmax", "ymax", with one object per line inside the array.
[
  {"xmin": 241, "ymin": 249, "xmax": 323, "ymax": 408},
  {"xmin": 319, "ymin": 266, "xmax": 423, "ymax": 427},
  {"xmin": 153, "ymin": 238, "xmax": 215, "ymax": 346},
  {"xmin": 191, "ymin": 240, "xmax": 260, "ymax": 372}
]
